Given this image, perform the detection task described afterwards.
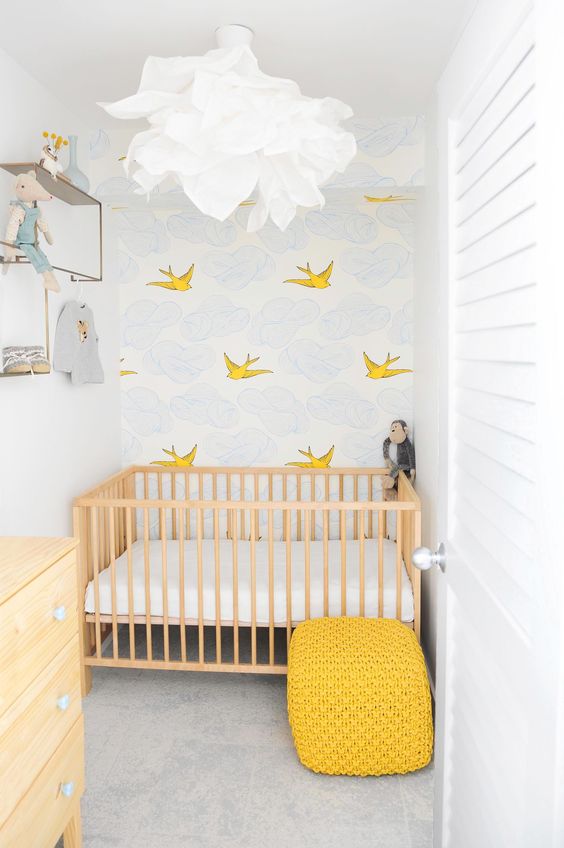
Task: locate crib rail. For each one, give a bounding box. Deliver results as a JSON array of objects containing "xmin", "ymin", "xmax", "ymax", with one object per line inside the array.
[{"xmin": 74, "ymin": 466, "xmax": 421, "ymax": 690}]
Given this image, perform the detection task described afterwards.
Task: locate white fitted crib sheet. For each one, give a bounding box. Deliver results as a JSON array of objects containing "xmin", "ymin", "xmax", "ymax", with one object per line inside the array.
[{"xmin": 84, "ymin": 538, "xmax": 414, "ymax": 625}]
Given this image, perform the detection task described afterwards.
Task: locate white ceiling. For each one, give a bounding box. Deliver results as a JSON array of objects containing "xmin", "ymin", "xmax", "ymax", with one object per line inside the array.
[{"xmin": 0, "ymin": 0, "xmax": 476, "ymax": 127}]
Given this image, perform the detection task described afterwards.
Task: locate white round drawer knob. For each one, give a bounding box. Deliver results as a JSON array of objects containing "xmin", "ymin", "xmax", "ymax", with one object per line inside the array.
[
  {"xmin": 57, "ymin": 694, "xmax": 70, "ymax": 711},
  {"xmin": 61, "ymin": 781, "xmax": 75, "ymax": 798},
  {"xmin": 53, "ymin": 605, "xmax": 66, "ymax": 622}
]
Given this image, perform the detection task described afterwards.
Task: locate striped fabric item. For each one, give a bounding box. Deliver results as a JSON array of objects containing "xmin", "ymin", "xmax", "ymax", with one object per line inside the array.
[{"xmin": 2, "ymin": 345, "xmax": 50, "ymax": 374}]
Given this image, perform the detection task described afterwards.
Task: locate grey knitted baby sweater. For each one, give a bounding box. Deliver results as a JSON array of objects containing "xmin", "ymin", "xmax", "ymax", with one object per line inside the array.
[{"xmin": 53, "ymin": 301, "xmax": 104, "ymax": 385}]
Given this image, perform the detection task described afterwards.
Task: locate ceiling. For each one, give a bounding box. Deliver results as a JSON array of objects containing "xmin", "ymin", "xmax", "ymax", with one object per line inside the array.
[{"xmin": 0, "ymin": 0, "xmax": 476, "ymax": 127}]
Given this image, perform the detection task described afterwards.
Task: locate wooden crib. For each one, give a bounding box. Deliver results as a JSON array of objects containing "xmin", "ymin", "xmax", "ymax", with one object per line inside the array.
[{"xmin": 73, "ymin": 466, "xmax": 421, "ymax": 693}]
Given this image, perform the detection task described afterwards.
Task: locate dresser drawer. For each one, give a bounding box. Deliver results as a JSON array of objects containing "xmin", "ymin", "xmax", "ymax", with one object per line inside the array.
[
  {"xmin": 0, "ymin": 551, "xmax": 77, "ymax": 717},
  {"xmin": 0, "ymin": 638, "xmax": 81, "ymax": 826},
  {"xmin": 0, "ymin": 715, "xmax": 84, "ymax": 848}
]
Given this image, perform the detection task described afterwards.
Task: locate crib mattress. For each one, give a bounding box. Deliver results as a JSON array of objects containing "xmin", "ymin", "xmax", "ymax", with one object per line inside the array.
[{"xmin": 84, "ymin": 538, "xmax": 414, "ymax": 625}]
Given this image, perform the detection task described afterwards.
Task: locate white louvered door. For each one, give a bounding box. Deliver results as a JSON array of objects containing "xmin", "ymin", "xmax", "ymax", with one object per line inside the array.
[{"xmin": 432, "ymin": 1, "xmax": 564, "ymax": 845}]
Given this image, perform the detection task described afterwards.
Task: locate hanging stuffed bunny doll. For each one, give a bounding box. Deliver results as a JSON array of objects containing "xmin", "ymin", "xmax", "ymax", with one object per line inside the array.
[{"xmin": 2, "ymin": 170, "xmax": 60, "ymax": 292}]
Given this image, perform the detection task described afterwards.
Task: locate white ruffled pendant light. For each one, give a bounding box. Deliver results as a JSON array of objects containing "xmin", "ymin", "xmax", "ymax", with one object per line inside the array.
[{"xmin": 99, "ymin": 25, "xmax": 357, "ymax": 232}]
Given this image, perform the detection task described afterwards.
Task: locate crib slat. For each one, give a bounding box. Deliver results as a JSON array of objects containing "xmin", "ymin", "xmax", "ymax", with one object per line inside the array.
[
  {"xmin": 143, "ymin": 507, "xmax": 152, "ymax": 661},
  {"xmin": 282, "ymin": 476, "xmax": 288, "ymax": 541},
  {"xmin": 378, "ymin": 510, "xmax": 384, "ymax": 617},
  {"xmin": 102, "ymin": 499, "xmax": 109, "ymax": 573},
  {"xmin": 214, "ymin": 508, "xmax": 222, "ymax": 664},
  {"xmin": 396, "ymin": 511, "xmax": 402, "ymax": 621},
  {"xmin": 91, "ymin": 507, "xmax": 101, "ymax": 659},
  {"xmin": 354, "ymin": 476, "xmax": 359, "ymax": 540},
  {"xmin": 178, "ymin": 508, "xmax": 186, "ymax": 663},
  {"xmin": 185, "ymin": 471, "xmax": 191, "ymax": 540},
  {"xmin": 368, "ymin": 475, "xmax": 374, "ymax": 537},
  {"xmin": 311, "ymin": 475, "xmax": 315, "ymax": 541},
  {"xmin": 305, "ymin": 511, "xmax": 311, "ymax": 620},
  {"xmin": 297, "ymin": 477, "xmax": 302, "ymax": 541},
  {"xmin": 240, "ymin": 473, "xmax": 245, "ymax": 540},
  {"xmin": 285, "ymin": 510, "xmax": 292, "ymax": 650},
  {"xmin": 126, "ymin": 508, "xmax": 136, "ymax": 660},
  {"xmin": 340, "ymin": 511, "xmax": 347, "ymax": 615},
  {"xmin": 117, "ymin": 480, "xmax": 124, "ymax": 556},
  {"xmin": 109, "ymin": 508, "xmax": 118, "ymax": 660},
  {"xmin": 250, "ymin": 510, "xmax": 257, "ymax": 666},
  {"xmin": 160, "ymin": 508, "xmax": 169, "ymax": 662},
  {"xmin": 323, "ymin": 509, "xmax": 329, "ymax": 616},
  {"xmin": 359, "ymin": 510, "xmax": 365, "ymax": 617},
  {"xmin": 171, "ymin": 474, "xmax": 177, "ymax": 540},
  {"xmin": 267, "ymin": 511, "xmax": 274, "ymax": 665},
  {"xmin": 232, "ymin": 510, "xmax": 239, "ymax": 665},
  {"xmin": 227, "ymin": 474, "xmax": 232, "ymax": 540},
  {"xmin": 197, "ymin": 507, "xmax": 204, "ymax": 663}
]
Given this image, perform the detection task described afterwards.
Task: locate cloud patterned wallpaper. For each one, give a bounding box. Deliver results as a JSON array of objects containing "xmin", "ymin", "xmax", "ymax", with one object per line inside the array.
[{"xmin": 90, "ymin": 116, "xmax": 423, "ymax": 468}]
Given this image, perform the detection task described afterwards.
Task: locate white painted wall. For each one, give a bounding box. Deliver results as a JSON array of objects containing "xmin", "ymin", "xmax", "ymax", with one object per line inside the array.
[
  {"xmin": 0, "ymin": 47, "xmax": 121, "ymax": 536},
  {"xmin": 414, "ymin": 102, "xmax": 441, "ymax": 683}
]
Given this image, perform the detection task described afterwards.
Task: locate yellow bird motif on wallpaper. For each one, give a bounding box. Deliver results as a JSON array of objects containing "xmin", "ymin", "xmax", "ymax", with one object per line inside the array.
[
  {"xmin": 283, "ymin": 260, "xmax": 333, "ymax": 289},
  {"xmin": 146, "ymin": 264, "xmax": 194, "ymax": 292},
  {"xmin": 364, "ymin": 194, "xmax": 412, "ymax": 203},
  {"xmin": 363, "ymin": 352, "xmax": 413, "ymax": 380},
  {"xmin": 224, "ymin": 353, "xmax": 273, "ymax": 380},
  {"xmin": 120, "ymin": 358, "xmax": 137, "ymax": 377},
  {"xmin": 150, "ymin": 445, "xmax": 198, "ymax": 467},
  {"xmin": 286, "ymin": 445, "xmax": 335, "ymax": 469}
]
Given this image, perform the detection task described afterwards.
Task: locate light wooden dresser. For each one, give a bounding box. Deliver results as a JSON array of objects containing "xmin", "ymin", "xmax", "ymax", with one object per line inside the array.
[{"xmin": 0, "ymin": 537, "xmax": 84, "ymax": 848}]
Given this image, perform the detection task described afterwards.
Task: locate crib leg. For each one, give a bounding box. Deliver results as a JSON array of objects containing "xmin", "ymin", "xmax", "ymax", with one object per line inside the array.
[{"xmin": 80, "ymin": 661, "xmax": 92, "ymax": 698}]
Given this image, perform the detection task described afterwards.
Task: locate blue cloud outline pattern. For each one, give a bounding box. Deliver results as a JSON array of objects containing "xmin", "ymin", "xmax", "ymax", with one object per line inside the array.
[
  {"xmin": 143, "ymin": 341, "xmax": 216, "ymax": 383},
  {"xmin": 248, "ymin": 298, "xmax": 320, "ymax": 349},
  {"xmin": 115, "ymin": 209, "xmax": 169, "ymax": 257},
  {"xmin": 181, "ymin": 296, "xmax": 250, "ymax": 342},
  {"xmin": 238, "ymin": 386, "xmax": 309, "ymax": 436},
  {"xmin": 341, "ymin": 243, "xmax": 412, "ymax": 288},
  {"xmin": 319, "ymin": 293, "xmax": 390, "ymax": 340},
  {"xmin": 171, "ymin": 384, "xmax": 239, "ymax": 428},
  {"xmin": 279, "ymin": 339, "xmax": 354, "ymax": 383},
  {"xmin": 167, "ymin": 211, "xmax": 237, "ymax": 247},
  {"xmin": 350, "ymin": 116, "xmax": 424, "ymax": 158},
  {"xmin": 377, "ymin": 203, "xmax": 416, "ymax": 247},
  {"xmin": 307, "ymin": 383, "xmax": 379, "ymax": 429},
  {"xmin": 202, "ymin": 245, "xmax": 275, "ymax": 290},
  {"xmin": 121, "ymin": 300, "xmax": 182, "ymax": 350},
  {"xmin": 305, "ymin": 204, "xmax": 377, "ymax": 243},
  {"xmin": 122, "ymin": 387, "xmax": 173, "ymax": 436},
  {"xmin": 389, "ymin": 301, "xmax": 414, "ymax": 345},
  {"xmin": 205, "ymin": 428, "xmax": 277, "ymax": 466}
]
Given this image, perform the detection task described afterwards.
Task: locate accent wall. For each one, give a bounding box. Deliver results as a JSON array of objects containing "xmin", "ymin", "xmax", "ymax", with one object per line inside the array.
[{"xmin": 89, "ymin": 118, "xmax": 423, "ymax": 469}]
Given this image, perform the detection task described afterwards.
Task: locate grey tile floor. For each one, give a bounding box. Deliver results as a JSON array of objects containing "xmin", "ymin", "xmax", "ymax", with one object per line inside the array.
[{"xmin": 65, "ymin": 666, "xmax": 433, "ymax": 847}]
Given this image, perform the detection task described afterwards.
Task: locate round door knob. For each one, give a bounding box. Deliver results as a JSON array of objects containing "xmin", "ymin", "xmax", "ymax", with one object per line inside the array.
[
  {"xmin": 56, "ymin": 694, "xmax": 70, "ymax": 711},
  {"xmin": 53, "ymin": 605, "xmax": 66, "ymax": 621},
  {"xmin": 61, "ymin": 781, "xmax": 75, "ymax": 798},
  {"xmin": 412, "ymin": 543, "xmax": 446, "ymax": 573}
]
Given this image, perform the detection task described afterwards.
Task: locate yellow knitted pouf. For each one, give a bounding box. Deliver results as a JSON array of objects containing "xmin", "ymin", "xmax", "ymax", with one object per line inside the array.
[{"xmin": 287, "ymin": 617, "xmax": 433, "ymax": 776}]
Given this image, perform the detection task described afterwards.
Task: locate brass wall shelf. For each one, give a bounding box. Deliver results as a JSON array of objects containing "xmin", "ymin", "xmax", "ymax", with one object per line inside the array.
[{"xmin": 0, "ymin": 162, "xmax": 102, "ymax": 282}]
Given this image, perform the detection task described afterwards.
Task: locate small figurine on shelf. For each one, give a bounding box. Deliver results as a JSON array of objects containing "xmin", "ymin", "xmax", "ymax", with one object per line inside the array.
[
  {"xmin": 39, "ymin": 131, "xmax": 68, "ymax": 180},
  {"xmin": 2, "ymin": 170, "xmax": 60, "ymax": 292},
  {"xmin": 382, "ymin": 419, "xmax": 416, "ymax": 501}
]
